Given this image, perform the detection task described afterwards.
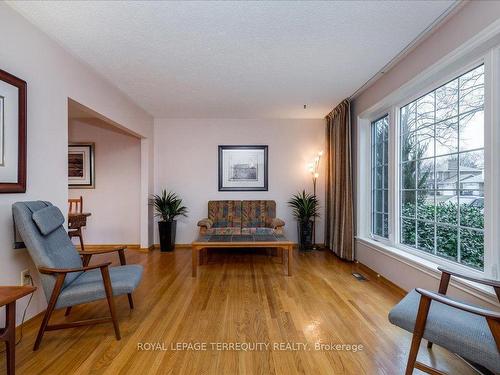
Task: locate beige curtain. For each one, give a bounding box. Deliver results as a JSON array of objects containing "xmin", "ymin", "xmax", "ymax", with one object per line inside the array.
[{"xmin": 325, "ymin": 99, "xmax": 354, "ymax": 261}]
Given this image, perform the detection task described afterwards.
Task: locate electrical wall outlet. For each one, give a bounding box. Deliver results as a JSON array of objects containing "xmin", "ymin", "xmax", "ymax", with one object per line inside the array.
[{"xmin": 21, "ymin": 269, "xmax": 31, "ymax": 286}]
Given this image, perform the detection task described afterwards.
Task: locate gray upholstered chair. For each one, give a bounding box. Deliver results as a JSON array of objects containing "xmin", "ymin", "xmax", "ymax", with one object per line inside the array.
[
  {"xmin": 12, "ymin": 201, "xmax": 143, "ymax": 350},
  {"xmin": 389, "ymin": 266, "xmax": 500, "ymax": 374}
]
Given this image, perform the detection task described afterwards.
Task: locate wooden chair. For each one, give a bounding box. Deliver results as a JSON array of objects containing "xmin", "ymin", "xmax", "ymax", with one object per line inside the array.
[
  {"xmin": 12, "ymin": 201, "xmax": 143, "ymax": 350},
  {"xmin": 68, "ymin": 196, "xmax": 86, "ymax": 250},
  {"xmin": 68, "ymin": 196, "xmax": 83, "ymax": 214},
  {"xmin": 389, "ymin": 267, "xmax": 500, "ymax": 374}
]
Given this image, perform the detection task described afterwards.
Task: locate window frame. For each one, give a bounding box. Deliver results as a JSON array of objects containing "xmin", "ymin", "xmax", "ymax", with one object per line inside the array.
[
  {"xmin": 393, "ymin": 57, "xmax": 491, "ymax": 276},
  {"xmin": 396, "ymin": 63, "xmax": 486, "ymax": 270},
  {"xmin": 360, "ymin": 49, "xmax": 500, "ymax": 279}
]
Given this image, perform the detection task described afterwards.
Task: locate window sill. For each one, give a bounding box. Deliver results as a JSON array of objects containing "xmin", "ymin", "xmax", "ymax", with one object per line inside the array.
[{"xmin": 355, "ymin": 237, "xmax": 499, "ymax": 306}]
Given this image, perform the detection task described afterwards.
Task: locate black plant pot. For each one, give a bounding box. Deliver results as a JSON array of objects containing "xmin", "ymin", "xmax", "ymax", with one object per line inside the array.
[
  {"xmin": 158, "ymin": 220, "xmax": 176, "ymax": 252},
  {"xmin": 297, "ymin": 220, "xmax": 313, "ymax": 251}
]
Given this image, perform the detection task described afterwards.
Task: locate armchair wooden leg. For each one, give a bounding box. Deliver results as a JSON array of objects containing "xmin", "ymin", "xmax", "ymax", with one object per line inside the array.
[
  {"xmin": 118, "ymin": 250, "xmax": 127, "ymax": 266},
  {"xmin": 118, "ymin": 251, "xmax": 134, "ymax": 309},
  {"xmin": 100, "ymin": 266, "xmax": 121, "ymax": 340},
  {"xmin": 78, "ymin": 235, "xmax": 84, "ymax": 251},
  {"xmin": 405, "ymin": 295, "xmax": 431, "ymax": 375},
  {"xmin": 34, "ymin": 274, "xmax": 65, "ymax": 351},
  {"xmin": 65, "ymin": 307, "xmax": 72, "ymax": 316},
  {"xmin": 427, "ymin": 341, "xmax": 433, "ymax": 349}
]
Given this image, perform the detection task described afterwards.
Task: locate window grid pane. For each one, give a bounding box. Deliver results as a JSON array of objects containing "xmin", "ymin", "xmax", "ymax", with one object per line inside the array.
[
  {"xmin": 371, "ymin": 115, "xmax": 389, "ymax": 238},
  {"xmin": 399, "ymin": 65, "xmax": 484, "ymax": 270}
]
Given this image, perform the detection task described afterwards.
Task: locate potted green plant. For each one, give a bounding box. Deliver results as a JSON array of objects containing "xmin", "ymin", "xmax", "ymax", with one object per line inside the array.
[
  {"xmin": 151, "ymin": 190, "xmax": 188, "ymax": 252},
  {"xmin": 288, "ymin": 190, "xmax": 319, "ymax": 251}
]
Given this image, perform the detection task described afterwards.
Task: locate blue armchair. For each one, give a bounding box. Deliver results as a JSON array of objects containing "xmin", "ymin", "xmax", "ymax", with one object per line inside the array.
[
  {"xmin": 12, "ymin": 201, "xmax": 143, "ymax": 350},
  {"xmin": 389, "ymin": 267, "xmax": 500, "ymax": 374}
]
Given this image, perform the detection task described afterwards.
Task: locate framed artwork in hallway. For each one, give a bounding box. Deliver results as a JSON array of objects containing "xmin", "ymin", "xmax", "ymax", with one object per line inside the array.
[
  {"xmin": 68, "ymin": 143, "xmax": 95, "ymax": 188},
  {"xmin": 218, "ymin": 145, "xmax": 268, "ymax": 191}
]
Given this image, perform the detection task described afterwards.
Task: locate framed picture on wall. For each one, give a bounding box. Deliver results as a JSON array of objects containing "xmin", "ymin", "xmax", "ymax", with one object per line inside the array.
[
  {"xmin": 68, "ymin": 143, "xmax": 95, "ymax": 189},
  {"xmin": 218, "ymin": 145, "xmax": 268, "ymax": 191},
  {"xmin": 0, "ymin": 69, "xmax": 27, "ymax": 193}
]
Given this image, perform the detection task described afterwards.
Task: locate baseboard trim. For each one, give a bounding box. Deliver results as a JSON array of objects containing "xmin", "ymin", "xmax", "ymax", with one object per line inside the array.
[
  {"xmin": 355, "ymin": 261, "xmax": 406, "ymax": 297},
  {"xmin": 76, "ymin": 244, "xmax": 152, "ymax": 253},
  {"xmin": 19, "ymin": 308, "xmax": 46, "ymax": 329},
  {"xmin": 153, "ymin": 244, "xmax": 191, "ymax": 250},
  {"xmin": 356, "ymin": 238, "xmax": 498, "ymax": 306},
  {"xmin": 139, "ymin": 245, "xmax": 155, "ymax": 252}
]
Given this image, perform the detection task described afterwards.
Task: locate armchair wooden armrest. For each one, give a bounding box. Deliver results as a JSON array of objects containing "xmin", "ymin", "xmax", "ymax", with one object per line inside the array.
[
  {"xmin": 38, "ymin": 262, "xmax": 112, "ymax": 275},
  {"xmin": 78, "ymin": 247, "xmax": 128, "ymax": 267},
  {"xmin": 437, "ymin": 266, "xmax": 500, "ymax": 302},
  {"xmin": 437, "ymin": 266, "xmax": 500, "ymax": 288},
  {"xmin": 78, "ymin": 246, "xmax": 126, "ymax": 256},
  {"xmin": 416, "ymin": 288, "xmax": 500, "ymax": 319}
]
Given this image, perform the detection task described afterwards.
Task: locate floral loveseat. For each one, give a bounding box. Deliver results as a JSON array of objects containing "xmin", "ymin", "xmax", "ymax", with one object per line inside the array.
[{"xmin": 197, "ymin": 200, "xmax": 285, "ymax": 235}]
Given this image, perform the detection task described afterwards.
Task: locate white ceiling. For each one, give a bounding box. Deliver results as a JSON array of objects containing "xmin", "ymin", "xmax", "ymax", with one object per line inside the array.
[{"xmin": 9, "ymin": 1, "xmax": 455, "ymax": 119}]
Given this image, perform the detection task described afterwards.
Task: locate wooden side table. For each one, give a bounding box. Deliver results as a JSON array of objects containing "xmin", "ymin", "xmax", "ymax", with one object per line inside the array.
[{"xmin": 0, "ymin": 286, "xmax": 36, "ymax": 375}]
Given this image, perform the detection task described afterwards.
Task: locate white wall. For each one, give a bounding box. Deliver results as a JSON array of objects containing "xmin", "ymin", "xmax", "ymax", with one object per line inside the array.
[
  {"xmin": 0, "ymin": 4, "xmax": 154, "ymax": 325},
  {"xmin": 154, "ymin": 119, "xmax": 325, "ymax": 244},
  {"xmin": 142, "ymin": 137, "xmax": 156, "ymax": 249},
  {"xmin": 352, "ymin": 1, "xmax": 500, "ymax": 116},
  {"xmin": 68, "ymin": 119, "xmax": 141, "ymax": 244},
  {"xmin": 351, "ymin": 1, "xmax": 500, "ymax": 308}
]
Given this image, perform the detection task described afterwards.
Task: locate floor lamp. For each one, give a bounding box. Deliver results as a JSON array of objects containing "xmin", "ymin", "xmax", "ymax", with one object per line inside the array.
[{"xmin": 308, "ymin": 151, "xmax": 323, "ymax": 250}]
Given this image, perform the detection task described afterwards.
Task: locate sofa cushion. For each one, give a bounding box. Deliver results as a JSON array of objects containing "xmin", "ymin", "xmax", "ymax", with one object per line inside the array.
[
  {"xmin": 389, "ymin": 289, "xmax": 500, "ymax": 373},
  {"xmin": 241, "ymin": 227, "xmax": 275, "ymax": 235},
  {"xmin": 242, "ymin": 200, "xmax": 276, "ymax": 228},
  {"xmin": 208, "ymin": 200, "xmax": 241, "ymax": 228},
  {"xmin": 206, "ymin": 227, "xmax": 241, "ymax": 235}
]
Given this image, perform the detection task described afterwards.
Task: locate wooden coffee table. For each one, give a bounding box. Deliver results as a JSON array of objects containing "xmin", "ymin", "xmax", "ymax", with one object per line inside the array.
[{"xmin": 191, "ymin": 234, "xmax": 294, "ymax": 277}]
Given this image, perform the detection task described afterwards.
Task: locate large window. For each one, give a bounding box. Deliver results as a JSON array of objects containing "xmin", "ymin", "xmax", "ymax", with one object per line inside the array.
[
  {"xmin": 371, "ymin": 115, "xmax": 389, "ymax": 238},
  {"xmin": 399, "ymin": 65, "xmax": 485, "ymax": 270}
]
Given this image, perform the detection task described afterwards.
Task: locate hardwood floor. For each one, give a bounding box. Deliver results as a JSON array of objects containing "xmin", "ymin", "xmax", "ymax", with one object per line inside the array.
[{"xmin": 0, "ymin": 248, "xmax": 476, "ymax": 374}]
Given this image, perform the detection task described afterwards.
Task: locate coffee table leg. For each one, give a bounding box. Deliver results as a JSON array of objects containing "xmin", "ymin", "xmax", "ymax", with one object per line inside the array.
[
  {"xmin": 287, "ymin": 246, "xmax": 292, "ymax": 276},
  {"xmin": 201, "ymin": 249, "xmax": 208, "ymax": 265},
  {"xmin": 192, "ymin": 247, "xmax": 198, "ymax": 277}
]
